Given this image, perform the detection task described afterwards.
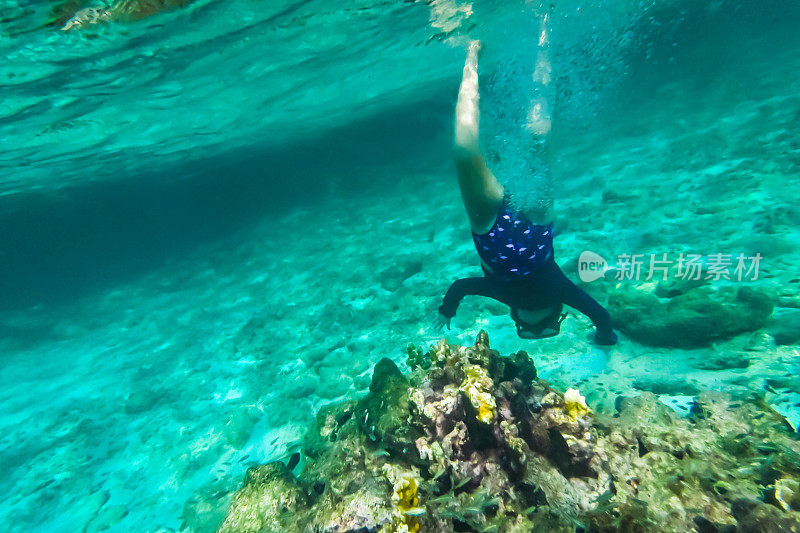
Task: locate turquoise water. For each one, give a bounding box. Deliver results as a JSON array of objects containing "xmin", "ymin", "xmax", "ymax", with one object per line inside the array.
[{"xmin": 1, "ymin": 0, "xmax": 799, "ymax": 531}]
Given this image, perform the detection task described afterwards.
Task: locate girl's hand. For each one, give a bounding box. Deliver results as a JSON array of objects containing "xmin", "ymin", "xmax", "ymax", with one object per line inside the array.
[{"xmin": 434, "ymin": 312, "xmax": 452, "ymax": 332}]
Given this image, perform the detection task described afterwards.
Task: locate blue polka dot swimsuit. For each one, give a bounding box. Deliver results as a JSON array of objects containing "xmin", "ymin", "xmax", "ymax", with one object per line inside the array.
[
  {"xmin": 472, "ymin": 196, "xmax": 554, "ymax": 281},
  {"xmin": 441, "ymin": 195, "xmax": 614, "ymax": 339}
]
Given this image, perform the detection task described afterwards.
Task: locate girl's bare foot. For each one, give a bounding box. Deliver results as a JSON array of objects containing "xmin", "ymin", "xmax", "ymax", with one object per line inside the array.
[{"xmin": 468, "ymin": 39, "xmax": 482, "ymax": 56}]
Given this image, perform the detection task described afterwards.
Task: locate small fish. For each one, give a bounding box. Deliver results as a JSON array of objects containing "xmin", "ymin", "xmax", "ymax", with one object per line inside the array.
[
  {"xmin": 469, "ymin": 488, "xmax": 488, "ymax": 504},
  {"xmin": 483, "ymin": 497, "xmax": 500, "ymax": 508},
  {"xmin": 430, "ymin": 494, "xmax": 454, "ymax": 505},
  {"xmin": 372, "ymin": 449, "xmax": 390, "ymax": 457},
  {"xmin": 403, "ymin": 507, "xmax": 426, "ymax": 517},
  {"xmin": 454, "ymin": 477, "xmax": 471, "ymax": 490},
  {"xmin": 570, "ymin": 517, "xmax": 587, "ymax": 530},
  {"xmin": 593, "ymin": 489, "xmax": 614, "ymax": 507}
]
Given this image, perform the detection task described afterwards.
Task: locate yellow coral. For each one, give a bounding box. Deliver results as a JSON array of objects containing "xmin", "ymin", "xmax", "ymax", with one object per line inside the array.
[
  {"xmin": 394, "ymin": 475, "xmax": 418, "ymax": 509},
  {"xmin": 460, "ymin": 364, "xmax": 496, "ymax": 424},
  {"xmin": 563, "ymin": 388, "xmax": 591, "ymax": 420},
  {"xmin": 393, "ymin": 474, "xmax": 420, "ymax": 533},
  {"xmin": 383, "ymin": 467, "xmax": 421, "ymax": 533}
]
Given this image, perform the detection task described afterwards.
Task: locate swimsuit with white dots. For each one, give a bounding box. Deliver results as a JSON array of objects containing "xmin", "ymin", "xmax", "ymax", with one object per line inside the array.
[{"xmin": 472, "ymin": 196, "xmax": 554, "ymax": 281}]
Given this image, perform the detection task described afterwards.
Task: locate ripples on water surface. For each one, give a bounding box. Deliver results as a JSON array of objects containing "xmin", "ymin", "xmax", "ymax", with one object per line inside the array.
[
  {"xmin": 3, "ymin": 0, "xmax": 796, "ymax": 196},
  {"xmin": 1, "ymin": 0, "xmax": 466, "ymax": 196},
  {"xmin": 1, "ymin": 0, "xmax": 799, "ymax": 531}
]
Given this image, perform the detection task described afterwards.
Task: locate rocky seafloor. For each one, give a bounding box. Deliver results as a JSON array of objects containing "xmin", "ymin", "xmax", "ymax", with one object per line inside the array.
[{"xmin": 214, "ymin": 332, "xmax": 800, "ymax": 533}]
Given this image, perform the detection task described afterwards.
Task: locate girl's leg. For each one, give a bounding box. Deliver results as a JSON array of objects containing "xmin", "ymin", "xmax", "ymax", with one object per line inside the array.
[{"xmin": 454, "ymin": 41, "xmax": 504, "ymax": 235}]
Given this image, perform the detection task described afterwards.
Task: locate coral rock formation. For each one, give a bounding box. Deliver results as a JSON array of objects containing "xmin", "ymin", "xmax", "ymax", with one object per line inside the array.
[
  {"xmin": 609, "ymin": 284, "xmax": 774, "ymax": 348},
  {"xmin": 217, "ymin": 332, "xmax": 800, "ymax": 532}
]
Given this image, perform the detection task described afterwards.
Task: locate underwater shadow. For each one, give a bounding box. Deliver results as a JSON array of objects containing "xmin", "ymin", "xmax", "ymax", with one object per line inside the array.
[{"xmin": 0, "ymin": 95, "xmax": 453, "ymax": 312}]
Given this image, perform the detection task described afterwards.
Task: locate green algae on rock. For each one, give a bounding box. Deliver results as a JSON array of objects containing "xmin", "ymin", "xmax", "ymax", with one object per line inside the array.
[
  {"xmin": 216, "ymin": 332, "xmax": 800, "ymax": 533},
  {"xmin": 609, "ymin": 283, "xmax": 774, "ymax": 348}
]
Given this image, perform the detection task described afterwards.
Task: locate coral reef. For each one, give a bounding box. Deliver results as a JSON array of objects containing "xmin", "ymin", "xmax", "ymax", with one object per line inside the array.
[{"xmin": 216, "ymin": 332, "xmax": 800, "ymax": 532}]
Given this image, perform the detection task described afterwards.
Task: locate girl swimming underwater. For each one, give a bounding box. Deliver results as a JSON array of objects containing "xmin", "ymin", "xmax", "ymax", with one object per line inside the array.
[{"xmin": 437, "ymin": 40, "xmax": 617, "ymax": 345}]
